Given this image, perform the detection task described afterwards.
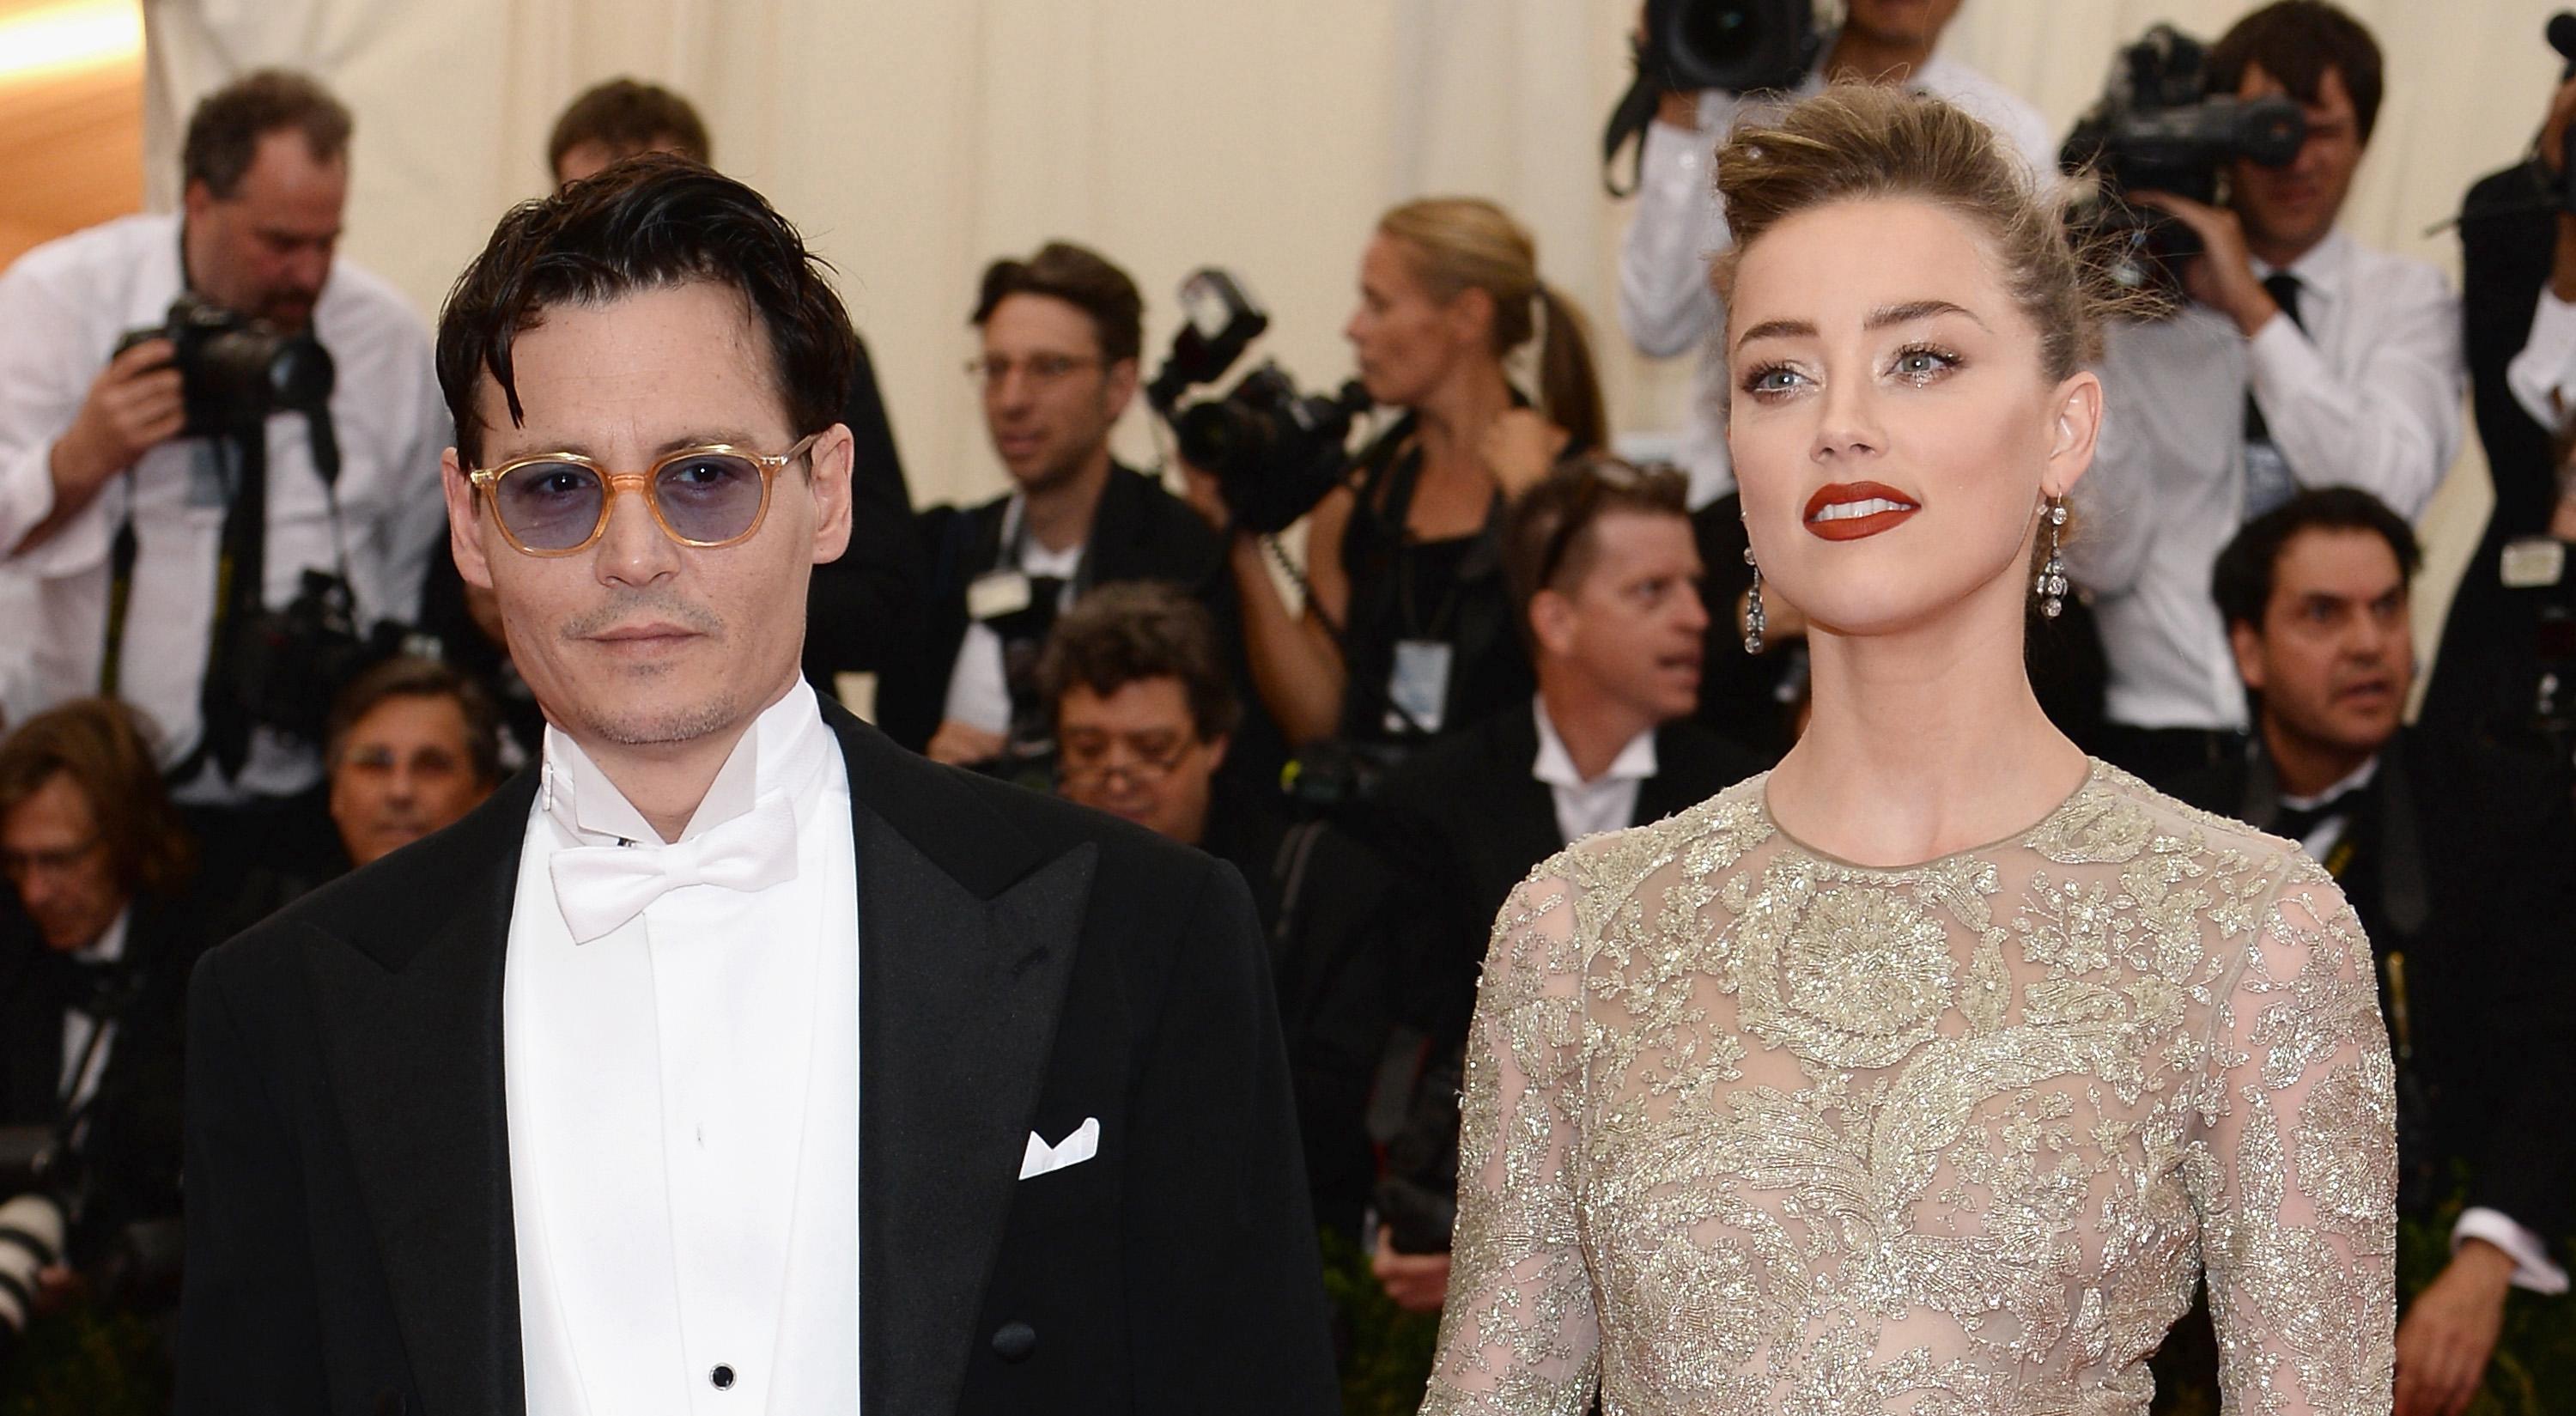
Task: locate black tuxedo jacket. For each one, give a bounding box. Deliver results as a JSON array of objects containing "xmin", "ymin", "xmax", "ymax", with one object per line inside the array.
[
  {"xmin": 878, "ymin": 463, "xmax": 1230, "ymax": 753},
  {"xmin": 1366, "ymin": 705, "xmax": 1765, "ymax": 1045},
  {"xmin": 0, "ymin": 892, "xmax": 201, "ymax": 1263},
  {"xmin": 175, "ymin": 701, "xmax": 1338, "ymax": 1414},
  {"xmin": 2173, "ymin": 730, "xmax": 2576, "ymax": 1245}
]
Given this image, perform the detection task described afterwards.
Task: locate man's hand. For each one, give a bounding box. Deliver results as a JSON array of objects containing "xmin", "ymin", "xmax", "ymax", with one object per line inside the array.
[
  {"xmin": 1370, "ymin": 1225, "xmax": 1451, "ymax": 1314},
  {"xmin": 2394, "ymin": 1237, "xmax": 2515, "ymax": 1416},
  {"xmin": 32, "ymin": 1263, "xmax": 85, "ymax": 1318},
  {"xmin": 54, "ymin": 337, "xmax": 185, "ymax": 502},
  {"xmin": 1175, "ymin": 456, "xmax": 1230, "ymax": 536},
  {"xmin": 1634, "ymin": 4, "xmax": 1701, "ymax": 129},
  {"xmin": 1478, "ymin": 408, "xmax": 1570, "ymax": 501},
  {"xmin": 2131, "ymin": 192, "xmax": 2281, "ymax": 339},
  {"xmin": 925, "ymin": 719, "xmax": 1005, "ymax": 768}
]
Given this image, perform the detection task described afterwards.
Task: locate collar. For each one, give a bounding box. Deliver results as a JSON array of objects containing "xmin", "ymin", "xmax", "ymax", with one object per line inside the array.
[
  {"xmin": 538, "ymin": 677, "xmax": 833, "ymax": 846},
  {"xmin": 1530, "ymin": 696, "xmax": 1658, "ymax": 790},
  {"xmin": 2277, "ymin": 751, "xmax": 2379, "ymax": 811},
  {"xmin": 73, "ymin": 905, "xmax": 131, "ymax": 967},
  {"xmin": 2250, "ymin": 226, "xmax": 2354, "ymax": 307}
]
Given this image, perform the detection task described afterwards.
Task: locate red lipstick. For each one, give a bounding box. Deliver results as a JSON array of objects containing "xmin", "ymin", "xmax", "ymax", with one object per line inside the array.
[{"xmin": 1804, "ymin": 481, "xmax": 1921, "ymax": 542}]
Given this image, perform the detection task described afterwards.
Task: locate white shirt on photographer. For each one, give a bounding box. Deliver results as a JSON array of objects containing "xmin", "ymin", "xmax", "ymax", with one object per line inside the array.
[
  {"xmin": 2069, "ymin": 229, "xmax": 2463, "ymax": 732},
  {"xmin": 1618, "ymin": 46, "xmax": 2055, "ymax": 507},
  {"xmin": 0, "ymin": 213, "xmax": 448, "ymax": 804}
]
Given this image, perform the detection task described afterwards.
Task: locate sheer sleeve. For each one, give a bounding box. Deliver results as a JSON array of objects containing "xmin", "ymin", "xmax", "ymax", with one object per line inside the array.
[
  {"xmin": 2187, "ymin": 860, "xmax": 2398, "ymax": 1415},
  {"xmin": 1419, "ymin": 870, "xmax": 1600, "ymax": 1416}
]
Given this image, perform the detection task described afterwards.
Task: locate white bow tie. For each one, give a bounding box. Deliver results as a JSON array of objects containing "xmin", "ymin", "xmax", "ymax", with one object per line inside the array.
[{"xmin": 548, "ymin": 792, "xmax": 800, "ymax": 943}]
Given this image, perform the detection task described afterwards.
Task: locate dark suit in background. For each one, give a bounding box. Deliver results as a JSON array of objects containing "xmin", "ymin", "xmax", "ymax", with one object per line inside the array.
[
  {"xmin": 176, "ymin": 702, "xmax": 1339, "ymax": 1414},
  {"xmin": 803, "ymin": 335, "xmax": 928, "ymax": 694},
  {"xmin": 2174, "ymin": 729, "xmax": 2576, "ymax": 1247}
]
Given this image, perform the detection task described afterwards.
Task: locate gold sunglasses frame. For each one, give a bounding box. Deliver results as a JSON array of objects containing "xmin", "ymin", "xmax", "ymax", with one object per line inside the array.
[{"xmin": 465, "ymin": 432, "xmax": 823, "ymax": 557}]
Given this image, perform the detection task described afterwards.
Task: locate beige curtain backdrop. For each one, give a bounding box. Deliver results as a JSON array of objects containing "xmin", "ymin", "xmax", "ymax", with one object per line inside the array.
[{"xmin": 137, "ymin": 0, "xmax": 2576, "ymax": 650}]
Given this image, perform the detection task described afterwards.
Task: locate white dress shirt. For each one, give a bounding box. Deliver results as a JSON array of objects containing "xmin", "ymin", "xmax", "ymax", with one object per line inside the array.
[
  {"xmin": 2070, "ymin": 229, "xmax": 2464, "ymax": 732},
  {"xmin": 2506, "ymin": 286, "xmax": 2576, "ymax": 432},
  {"xmin": 2276, "ymin": 754, "xmax": 2567, "ymax": 1295},
  {"xmin": 1529, "ymin": 696, "xmax": 1658, "ymax": 845},
  {"xmin": 1619, "ymin": 47, "xmax": 2054, "ymax": 506},
  {"xmin": 0, "ymin": 214, "xmax": 448, "ymax": 802},
  {"xmin": 504, "ymin": 680, "xmax": 862, "ymax": 1414},
  {"xmin": 941, "ymin": 495, "xmax": 1084, "ymax": 736}
]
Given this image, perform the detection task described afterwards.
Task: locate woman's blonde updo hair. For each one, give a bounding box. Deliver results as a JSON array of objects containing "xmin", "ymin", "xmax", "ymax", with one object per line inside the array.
[
  {"xmin": 1376, "ymin": 197, "xmax": 1607, "ymax": 451},
  {"xmin": 1714, "ymin": 85, "xmax": 2140, "ymax": 383}
]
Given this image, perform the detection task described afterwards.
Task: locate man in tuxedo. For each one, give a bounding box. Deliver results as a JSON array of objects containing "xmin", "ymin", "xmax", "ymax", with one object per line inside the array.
[
  {"xmin": 1361, "ymin": 458, "xmax": 1762, "ymax": 1310},
  {"xmin": 176, "ymin": 157, "xmax": 1337, "ymax": 1414},
  {"xmin": 2174, "ymin": 487, "xmax": 2576, "ymax": 1416},
  {"xmin": 0, "ymin": 699, "xmax": 202, "ymax": 1328}
]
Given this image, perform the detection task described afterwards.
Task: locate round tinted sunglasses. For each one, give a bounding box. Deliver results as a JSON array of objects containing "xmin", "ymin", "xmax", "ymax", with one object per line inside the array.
[{"xmin": 465, "ymin": 432, "xmax": 823, "ymax": 556}]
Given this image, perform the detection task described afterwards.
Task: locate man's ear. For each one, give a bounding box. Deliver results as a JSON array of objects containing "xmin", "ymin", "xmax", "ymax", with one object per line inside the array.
[
  {"xmin": 181, "ymin": 179, "xmax": 213, "ymax": 226},
  {"xmin": 2228, "ymin": 618, "xmax": 2268, "ymax": 697},
  {"xmin": 1528, "ymin": 588, "xmax": 1578, "ymax": 659},
  {"xmin": 1101, "ymin": 356, "xmax": 1140, "ymax": 425},
  {"xmin": 441, "ymin": 447, "xmax": 495, "ymax": 591},
  {"xmin": 807, "ymin": 422, "xmax": 856, "ymax": 565},
  {"xmin": 1203, "ymin": 731, "xmax": 1230, "ymax": 776},
  {"xmin": 2043, "ymin": 370, "xmax": 2103, "ymax": 501}
]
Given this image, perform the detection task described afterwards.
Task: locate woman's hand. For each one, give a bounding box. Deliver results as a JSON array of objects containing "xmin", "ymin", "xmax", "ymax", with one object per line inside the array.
[{"xmin": 1479, "ymin": 408, "xmax": 1571, "ymax": 501}]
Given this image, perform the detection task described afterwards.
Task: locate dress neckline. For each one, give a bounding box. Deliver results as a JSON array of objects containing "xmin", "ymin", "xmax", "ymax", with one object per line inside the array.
[{"xmin": 1755, "ymin": 757, "xmax": 2105, "ymax": 873}]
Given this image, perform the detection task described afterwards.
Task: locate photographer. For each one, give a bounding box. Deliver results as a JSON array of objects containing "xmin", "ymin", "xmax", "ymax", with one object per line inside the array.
[
  {"xmin": 0, "ymin": 701, "xmax": 203, "ymax": 1364},
  {"xmin": 0, "ymin": 71, "xmax": 447, "ymax": 866},
  {"xmin": 1188, "ymin": 198, "xmax": 1602, "ymax": 758},
  {"xmin": 1619, "ymin": 0, "xmax": 2050, "ymax": 505},
  {"xmin": 2069, "ymin": 2, "xmax": 2464, "ymax": 786}
]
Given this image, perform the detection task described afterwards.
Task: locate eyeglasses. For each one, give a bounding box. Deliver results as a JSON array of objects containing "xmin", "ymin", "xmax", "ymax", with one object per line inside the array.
[
  {"xmin": 1532, "ymin": 459, "xmax": 1691, "ymax": 593},
  {"xmin": 965, "ymin": 353, "xmax": 1103, "ymax": 389},
  {"xmin": 1056, "ymin": 732, "xmax": 1195, "ymax": 787},
  {"xmin": 2, "ymin": 835, "xmax": 104, "ymax": 882},
  {"xmin": 466, "ymin": 433, "xmax": 822, "ymax": 556}
]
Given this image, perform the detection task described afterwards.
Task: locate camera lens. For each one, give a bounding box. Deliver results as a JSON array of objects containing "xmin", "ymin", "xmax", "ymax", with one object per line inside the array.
[{"xmin": 1674, "ymin": 1, "xmax": 1758, "ymax": 69}]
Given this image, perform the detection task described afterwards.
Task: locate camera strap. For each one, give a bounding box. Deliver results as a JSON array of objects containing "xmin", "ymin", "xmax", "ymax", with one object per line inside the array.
[{"xmin": 187, "ymin": 426, "xmax": 270, "ymax": 783}]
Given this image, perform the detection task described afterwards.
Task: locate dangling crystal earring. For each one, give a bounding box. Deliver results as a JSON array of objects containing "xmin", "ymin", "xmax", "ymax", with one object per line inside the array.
[
  {"xmin": 2035, "ymin": 496, "xmax": 2069, "ymax": 619},
  {"xmin": 1742, "ymin": 543, "xmax": 1766, "ymax": 654}
]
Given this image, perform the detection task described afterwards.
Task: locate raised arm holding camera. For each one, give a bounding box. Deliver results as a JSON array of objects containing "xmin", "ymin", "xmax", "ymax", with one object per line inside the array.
[
  {"xmin": 0, "ymin": 71, "xmax": 447, "ymax": 866},
  {"xmin": 2067, "ymin": 2, "xmax": 2464, "ymax": 786},
  {"xmin": 1184, "ymin": 198, "xmax": 1602, "ymax": 769}
]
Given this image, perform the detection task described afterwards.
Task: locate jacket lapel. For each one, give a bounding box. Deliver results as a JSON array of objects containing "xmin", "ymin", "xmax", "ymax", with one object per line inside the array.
[
  {"xmin": 828, "ymin": 709, "xmax": 1095, "ymax": 1412},
  {"xmin": 305, "ymin": 775, "xmax": 534, "ymax": 1416}
]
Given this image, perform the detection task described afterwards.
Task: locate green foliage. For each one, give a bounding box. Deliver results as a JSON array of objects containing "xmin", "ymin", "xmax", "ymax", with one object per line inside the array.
[
  {"xmin": 1321, "ymin": 1226, "xmax": 1442, "ymax": 1414},
  {"xmin": 0, "ymin": 1304, "xmax": 169, "ymax": 1416}
]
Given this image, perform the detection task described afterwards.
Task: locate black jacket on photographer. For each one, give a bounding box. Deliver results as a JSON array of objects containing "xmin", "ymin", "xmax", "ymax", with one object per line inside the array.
[
  {"xmin": 0, "ymin": 215, "xmax": 449, "ymax": 813},
  {"xmin": 0, "ymin": 891, "xmax": 202, "ymax": 1279},
  {"xmin": 879, "ymin": 461, "xmax": 1249, "ymax": 762},
  {"xmin": 2173, "ymin": 729, "xmax": 2576, "ymax": 1271},
  {"xmin": 1333, "ymin": 414, "xmax": 1544, "ymax": 754}
]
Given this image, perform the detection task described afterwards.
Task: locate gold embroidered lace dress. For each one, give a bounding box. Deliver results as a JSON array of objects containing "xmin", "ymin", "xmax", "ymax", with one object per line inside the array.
[{"xmin": 1422, "ymin": 761, "xmax": 2397, "ymax": 1416}]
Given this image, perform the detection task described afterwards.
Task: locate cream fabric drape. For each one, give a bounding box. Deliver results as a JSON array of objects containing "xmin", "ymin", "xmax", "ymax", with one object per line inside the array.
[{"xmin": 139, "ymin": 0, "xmax": 2576, "ymax": 645}]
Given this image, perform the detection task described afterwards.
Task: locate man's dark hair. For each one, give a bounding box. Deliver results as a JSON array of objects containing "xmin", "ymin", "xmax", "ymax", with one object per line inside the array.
[
  {"xmin": 0, "ymin": 699, "xmax": 194, "ymax": 901},
  {"xmin": 1037, "ymin": 582, "xmax": 1239, "ymax": 742},
  {"xmin": 2211, "ymin": 485, "xmax": 2421, "ymax": 634},
  {"xmin": 971, "ymin": 242, "xmax": 1144, "ymax": 366},
  {"xmin": 2208, "ymin": 1, "xmax": 2385, "ymax": 144},
  {"xmin": 325, "ymin": 656, "xmax": 506, "ymax": 787},
  {"xmin": 437, "ymin": 155, "xmax": 859, "ymax": 465},
  {"xmin": 181, "ymin": 69, "xmax": 354, "ymax": 198},
  {"xmin": 547, "ymin": 77, "xmax": 712, "ymax": 177},
  {"xmin": 1501, "ymin": 455, "xmax": 1692, "ymax": 635}
]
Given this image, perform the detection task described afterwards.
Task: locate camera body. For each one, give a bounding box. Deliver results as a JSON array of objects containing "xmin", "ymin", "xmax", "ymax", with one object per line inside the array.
[
  {"xmin": 1147, "ymin": 267, "xmax": 1375, "ymax": 536},
  {"xmin": 2060, "ymin": 26, "xmax": 2306, "ymax": 293},
  {"xmin": 1641, "ymin": 0, "xmax": 1820, "ymax": 96},
  {"xmin": 114, "ymin": 295, "xmax": 334, "ymax": 438}
]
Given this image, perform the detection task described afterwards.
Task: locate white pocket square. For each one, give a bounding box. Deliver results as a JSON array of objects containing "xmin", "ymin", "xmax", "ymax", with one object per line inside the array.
[{"xmin": 1018, "ymin": 1116, "xmax": 1100, "ymax": 1180}]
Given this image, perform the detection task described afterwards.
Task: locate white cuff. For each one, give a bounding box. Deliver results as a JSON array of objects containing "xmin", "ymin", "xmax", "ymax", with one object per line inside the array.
[
  {"xmin": 2507, "ymin": 288, "xmax": 2576, "ymax": 433},
  {"xmin": 2456, "ymin": 1206, "xmax": 2571, "ymax": 1295}
]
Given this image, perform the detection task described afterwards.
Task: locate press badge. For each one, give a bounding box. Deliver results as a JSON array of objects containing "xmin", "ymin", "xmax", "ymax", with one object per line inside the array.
[
  {"xmin": 2500, "ymin": 537, "xmax": 2567, "ymax": 589},
  {"xmin": 968, "ymin": 569, "xmax": 1034, "ymax": 622},
  {"xmin": 1386, "ymin": 638, "xmax": 1453, "ymax": 735}
]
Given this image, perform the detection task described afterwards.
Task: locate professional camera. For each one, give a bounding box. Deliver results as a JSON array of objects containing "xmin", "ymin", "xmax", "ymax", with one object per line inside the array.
[
  {"xmin": 0, "ymin": 1130, "xmax": 67, "ymax": 1355},
  {"xmin": 2059, "ymin": 26, "xmax": 2306, "ymax": 293},
  {"xmin": 227, "ymin": 569, "xmax": 403, "ymax": 745},
  {"xmin": 114, "ymin": 294, "xmax": 334, "ymax": 438},
  {"xmin": 1147, "ymin": 267, "xmax": 1374, "ymax": 536},
  {"xmin": 1603, "ymin": 0, "xmax": 1820, "ymax": 194}
]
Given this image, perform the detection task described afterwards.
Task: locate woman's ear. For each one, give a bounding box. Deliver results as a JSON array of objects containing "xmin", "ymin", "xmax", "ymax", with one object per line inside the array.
[
  {"xmin": 2042, "ymin": 369, "xmax": 2104, "ymax": 499},
  {"xmin": 1448, "ymin": 284, "xmax": 1497, "ymax": 350}
]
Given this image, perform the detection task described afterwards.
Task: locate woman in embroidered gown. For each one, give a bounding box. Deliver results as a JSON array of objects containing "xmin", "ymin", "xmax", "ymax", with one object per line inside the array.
[{"xmin": 1421, "ymin": 87, "xmax": 2397, "ymax": 1416}]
